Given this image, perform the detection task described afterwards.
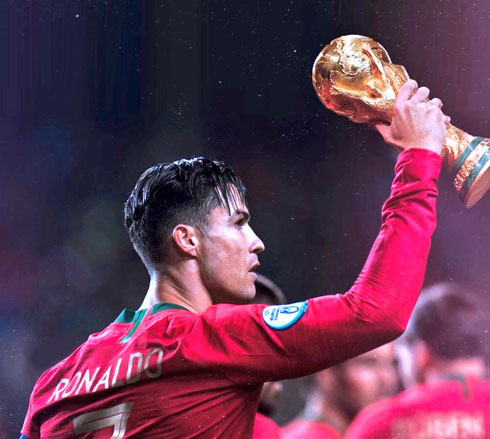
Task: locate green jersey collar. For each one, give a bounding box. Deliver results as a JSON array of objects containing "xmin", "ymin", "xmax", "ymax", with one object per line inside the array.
[{"xmin": 114, "ymin": 303, "xmax": 190, "ymax": 324}]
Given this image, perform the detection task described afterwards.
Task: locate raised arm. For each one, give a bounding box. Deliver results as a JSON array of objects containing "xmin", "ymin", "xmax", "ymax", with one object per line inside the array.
[{"xmin": 176, "ymin": 81, "xmax": 447, "ymax": 383}]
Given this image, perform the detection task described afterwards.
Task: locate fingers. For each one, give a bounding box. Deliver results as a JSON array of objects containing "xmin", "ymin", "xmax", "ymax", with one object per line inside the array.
[
  {"xmin": 428, "ymin": 98, "xmax": 443, "ymax": 109},
  {"xmin": 399, "ymin": 81, "xmax": 444, "ymax": 110},
  {"xmin": 410, "ymin": 87, "xmax": 430, "ymax": 104},
  {"xmin": 397, "ymin": 79, "xmax": 418, "ymax": 102},
  {"xmin": 444, "ymin": 114, "xmax": 451, "ymax": 124},
  {"xmin": 373, "ymin": 122, "xmax": 390, "ymax": 140}
]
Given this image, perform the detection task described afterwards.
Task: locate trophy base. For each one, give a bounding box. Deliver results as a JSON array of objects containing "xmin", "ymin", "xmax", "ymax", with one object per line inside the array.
[
  {"xmin": 450, "ymin": 137, "xmax": 490, "ymax": 208},
  {"xmin": 463, "ymin": 157, "xmax": 490, "ymax": 208}
]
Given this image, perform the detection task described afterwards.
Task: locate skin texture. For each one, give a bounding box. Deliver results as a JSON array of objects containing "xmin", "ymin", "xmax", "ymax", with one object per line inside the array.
[
  {"xmin": 374, "ymin": 80, "xmax": 447, "ymax": 154},
  {"xmin": 197, "ymin": 198, "xmax": 265, "ymax": 305},
  {"xmin": 139, "ymin": 188, "xmax": 264, "ymax": 312}
]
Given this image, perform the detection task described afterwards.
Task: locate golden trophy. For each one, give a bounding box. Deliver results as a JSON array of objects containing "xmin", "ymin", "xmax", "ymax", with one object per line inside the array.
[{"xmin": 312, "ymin": 34, "xmax": 490, "ymax": 208}]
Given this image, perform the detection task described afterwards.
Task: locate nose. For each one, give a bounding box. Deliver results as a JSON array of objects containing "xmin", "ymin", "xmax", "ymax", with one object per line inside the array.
[
  {"xmin": 249, "ymin": 227, "xmax": 265, "ymax": 254},
  {"xmin": 272, "ymin": 381, "xmax": 284, "ymax": 394},
  {"xmin": 379, "ymin": 365, "xmax": 397, "ymax": 397}
]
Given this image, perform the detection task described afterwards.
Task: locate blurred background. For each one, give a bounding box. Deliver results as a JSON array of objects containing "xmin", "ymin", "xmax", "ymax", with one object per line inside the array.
[{"xmin": 1, "ymin": 0, "xmax": 490, "ymax": 436}]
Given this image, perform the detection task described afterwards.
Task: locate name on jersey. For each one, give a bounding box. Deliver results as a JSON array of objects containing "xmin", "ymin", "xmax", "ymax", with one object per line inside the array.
[
  {"xmin": 394, "ymin": 412, "xmax": 485, "ymax": 439},
  {"xmin": 47, "ymin": 348, "xmax": 163, "ymax": 403}
]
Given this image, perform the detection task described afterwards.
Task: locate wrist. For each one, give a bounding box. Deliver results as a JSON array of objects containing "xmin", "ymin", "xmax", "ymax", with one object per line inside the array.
[{"xmin": 404, "ymin": 143, "xmax": 443, "ymax": 155}]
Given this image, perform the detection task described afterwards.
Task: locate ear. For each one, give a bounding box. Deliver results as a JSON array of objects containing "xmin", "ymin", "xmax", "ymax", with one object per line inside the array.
[
  {"xmin": 413, "ymin": 341, "xmax": 434, "ymax": 378},
  {"xmin": 172, "ymin": 224, "xmax": 200, "ymax": 258},
  {"xmin": 316, "ymin": 367, "xmax": 338, "ymax": 392}
]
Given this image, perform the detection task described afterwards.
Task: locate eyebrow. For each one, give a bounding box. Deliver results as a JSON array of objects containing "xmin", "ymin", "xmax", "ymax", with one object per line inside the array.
[{"xmin": 232, "ymin": 210, "xmax": 251, "ymax": 222}]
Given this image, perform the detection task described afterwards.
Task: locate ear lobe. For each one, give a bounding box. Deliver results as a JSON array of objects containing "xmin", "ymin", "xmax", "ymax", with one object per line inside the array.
[
  {"xmin": 414, "ymin": 341, "xmax": 433, "ymax": 373},
  {"xmin": 172, "ymin": 224, "xmax": 199, "ymax": 257}
]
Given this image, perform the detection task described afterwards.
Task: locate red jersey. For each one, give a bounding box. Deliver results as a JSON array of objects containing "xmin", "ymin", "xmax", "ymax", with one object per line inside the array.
[
  {"xmin": 21, "ymin": 149, "xmax": 441, "ymax": 439},
  {"xmin": 281, "ymin": 419, "xmax": 341, "ymax": 439},
  {"xmin": 253, "ymin": 413, "xmax": 281, "ymax": 439},
  {"xmin": 345, "ymin": 377, "xmax": 490, "ymax": 438}
]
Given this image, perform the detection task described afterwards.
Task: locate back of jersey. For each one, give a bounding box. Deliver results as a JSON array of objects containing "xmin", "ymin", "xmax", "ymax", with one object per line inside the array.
[
  {"xmin": 21, "ymin": 304, "xmax": 257, "ymax": 439},
  {"xmin": 393, "ymin": 378, "xmax": 490, "ymax": 439},
  {"xmin": 346, "ymin": 377, "xmax": 490, "ymax": 439}
]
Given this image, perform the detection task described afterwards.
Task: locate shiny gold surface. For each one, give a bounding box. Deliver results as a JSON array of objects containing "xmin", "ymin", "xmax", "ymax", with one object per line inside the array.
[{"xmin": 312, "ymin": 35, "xmax": 490, "ymax": 207}]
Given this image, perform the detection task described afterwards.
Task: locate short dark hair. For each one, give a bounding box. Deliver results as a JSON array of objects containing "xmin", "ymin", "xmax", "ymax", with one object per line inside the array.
[
  {"xmin": 124, "ymin": 157, "xmax": 247, "ymax": 271},
  {"xmin": 405, "ymin": 282, "xmax": 488, "ymax": 359}
]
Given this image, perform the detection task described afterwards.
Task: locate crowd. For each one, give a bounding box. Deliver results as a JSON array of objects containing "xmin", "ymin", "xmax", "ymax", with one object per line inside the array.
[{"xmin": 254, "ymin": 277, "xmax": 489, "ymax": 439}]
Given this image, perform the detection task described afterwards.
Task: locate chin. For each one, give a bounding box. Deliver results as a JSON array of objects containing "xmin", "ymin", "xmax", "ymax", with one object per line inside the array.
[
  {"xmin": 213, "ymin": 285, "xmax": 256, "ymax": 305},
  {"xmin": 235, "ymin": 284, "xmax": 257, "ymax": 304}
]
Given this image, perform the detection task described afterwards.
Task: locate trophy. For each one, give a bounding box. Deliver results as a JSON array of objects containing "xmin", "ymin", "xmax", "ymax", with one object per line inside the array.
[{"xmin": 312, "ymin": 35, "xmax": 490, "ymax": 208}]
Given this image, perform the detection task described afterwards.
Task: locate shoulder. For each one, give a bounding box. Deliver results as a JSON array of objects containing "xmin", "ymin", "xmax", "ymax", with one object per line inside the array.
[
  {"xmin": 345, "ymin": 381, "xmax": 470, "ymax": 438},
  {"xmin": 346, "ymin": 391, "xmax": 411, "ymax": 438},
  {"xmin": 253, "ymin": 413, "xmax": 281, "ymax": 439}
]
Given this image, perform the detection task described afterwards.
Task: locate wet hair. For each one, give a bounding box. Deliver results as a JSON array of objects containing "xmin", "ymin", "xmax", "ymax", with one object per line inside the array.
[
  {"xmin": 124, "ymin": 157, "xmax": 247, "ymax": 272},
  {"xmin": 405, "ymin": 282, "xmax": 488, "ymax": 359}
]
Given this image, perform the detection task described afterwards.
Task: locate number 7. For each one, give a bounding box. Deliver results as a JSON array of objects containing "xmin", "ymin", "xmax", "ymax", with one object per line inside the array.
[{"xmin": 73, "ymin": 402, "xmax": 134, "ymax": 438}]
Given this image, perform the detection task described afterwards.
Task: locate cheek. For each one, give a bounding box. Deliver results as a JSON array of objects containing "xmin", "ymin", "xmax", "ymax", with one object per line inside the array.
[
  {"xmin": 203, "ymin": 234, "xmax": 245, "ymax": 279},
  {"xmin": 346, "ymin": 367, "xmax": 376, "ymax": 397}
]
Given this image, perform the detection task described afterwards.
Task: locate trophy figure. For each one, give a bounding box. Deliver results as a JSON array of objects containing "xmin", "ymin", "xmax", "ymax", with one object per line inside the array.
[{"xmin": 312, "ymin": 35, "xmax": 490, "ymax": 208}]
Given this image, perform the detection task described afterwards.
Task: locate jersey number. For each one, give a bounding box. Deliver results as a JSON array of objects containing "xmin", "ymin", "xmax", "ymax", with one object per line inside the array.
[{"xmin": 73, "ymin": 402, "xmax": 134, "ymax": 438}]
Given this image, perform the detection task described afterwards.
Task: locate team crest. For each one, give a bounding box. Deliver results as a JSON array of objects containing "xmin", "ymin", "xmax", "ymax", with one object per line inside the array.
[{"xmin": 262, "ymin": 301, "xmax": 308, "ymax": 330}]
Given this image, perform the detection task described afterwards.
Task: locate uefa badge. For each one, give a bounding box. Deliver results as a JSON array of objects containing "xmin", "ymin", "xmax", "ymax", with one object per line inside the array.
[{"xmin": 262, "ymin": 301, "xmax": 308, "ymax": 330}]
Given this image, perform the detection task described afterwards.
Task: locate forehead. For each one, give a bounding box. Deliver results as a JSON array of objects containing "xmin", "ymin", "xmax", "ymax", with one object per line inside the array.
[
  {"xmin": 352, "ymin": 344, "xmax": 394, "ymax": 364},
  {"xmin": 208, "ymin": 185, "xmax": 249, "ymax": 223},
  {"xmin": 216, "ymin": 184, "xmax": 247, "ymax": 212}
]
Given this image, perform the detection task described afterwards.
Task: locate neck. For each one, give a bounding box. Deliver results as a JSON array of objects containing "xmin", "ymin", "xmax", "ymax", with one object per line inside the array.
[
  {"xmin": 300, "ymin": 389, "xmax": 350, "ymax": 434},
  {"xmin": 139, "ymin": 262, "xmax": 212, "ymax": 314},
  {"xmin": 424, "ymin": 357, "xmax": 486, "ymax": 383}
]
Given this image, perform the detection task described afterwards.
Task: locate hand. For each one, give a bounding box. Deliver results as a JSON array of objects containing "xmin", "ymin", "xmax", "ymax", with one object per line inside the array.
[{"xmin": 373, "ymin": 80, "xmax": 449, "ymax": 155}]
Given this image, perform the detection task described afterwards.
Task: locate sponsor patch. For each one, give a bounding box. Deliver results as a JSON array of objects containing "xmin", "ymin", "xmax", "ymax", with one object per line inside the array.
[{"xmin": 262, "ymin": 301, "xmax": 308, "ymax": 330}]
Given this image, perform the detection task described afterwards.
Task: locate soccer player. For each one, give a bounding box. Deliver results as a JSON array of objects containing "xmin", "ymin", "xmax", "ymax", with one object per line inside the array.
[
  {"xmin": 251, "ymin": 274, "xmax": 287, "ymax": 439},
  {"xmin": 345, "ymin": 282, "xmax": 490, "ymax": 438},
  {"xmin": 20, "ymin": 79, "xmax": 447, "ymax": 439},
  {"xmin": 282, "ymin": 342, "xmax": 397, "ymax": 438}
]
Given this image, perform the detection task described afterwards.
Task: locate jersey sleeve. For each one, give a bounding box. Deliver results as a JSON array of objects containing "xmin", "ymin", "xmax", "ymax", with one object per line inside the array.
[
  {"xmin": 20, "ymin": 397, "xmax": 40, "ymax": 439},
  {"xmin": 176, "ymin": 148, "xmax": 441, "ymax": 384}
]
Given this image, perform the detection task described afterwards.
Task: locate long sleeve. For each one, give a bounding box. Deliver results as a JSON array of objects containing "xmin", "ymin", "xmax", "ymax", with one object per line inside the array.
[{"xmin": 154, "ymin": 148, "xmax": 442, "ymax": 383}]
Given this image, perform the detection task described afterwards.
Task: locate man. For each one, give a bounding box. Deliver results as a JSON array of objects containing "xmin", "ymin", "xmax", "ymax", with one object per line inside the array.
[
  {"xmin": 282, "ymin": 342, "xmax": 398, "ymax": 438},
  {"xmin": 252, "ymin": 274, "xmax": 287, "ymax": 439},
  {"xmin": 345, "ymin": 282, "xmax": 490, "ymax": 438},
  {"xmin": 20, "ymin": 80, "xmax": 447, "ymax": 439}
]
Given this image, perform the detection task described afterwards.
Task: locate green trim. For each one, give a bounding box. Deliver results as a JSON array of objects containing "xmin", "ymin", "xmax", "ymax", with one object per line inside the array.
[
  {"xmin": 115, "ymin": 309, "xmax": 141, "ymax": 324},
  {"xmin": 119, "ymin": 309, "xmax": 147, "ymax": 344},
  {"xmin": 150, "ymin": 302, "xmax": 189, "ymax": 315},
  {"xmin": 450, "ymin": 137, "xmax": 484, "ymax": 182},
  {"xmin": 460, "ymin": 147, "xmax": 490, "ymax": 201},
  {"xmin": 115, "ymin": 303, "xmax": 189, "ymax": 344},
  {"xmin": 441, "ymin": 373, "xmax": 470, "ymax": 400}
]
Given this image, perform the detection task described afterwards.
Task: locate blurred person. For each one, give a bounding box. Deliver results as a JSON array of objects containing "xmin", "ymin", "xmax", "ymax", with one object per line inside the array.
[
  {"xmin": 282, "ymin": 343, "xmax": 397, "ymax": 438},
  {"xmin": 21, "ymin": 80, "xmax": 448, "ymax": 439},
  {"xmin": 252, "ymin": 274, "xmax": 287, "ymax": 439},
  {"xmin": 345, "ymin": 282, "xmax": 490, "ymax": 438}
]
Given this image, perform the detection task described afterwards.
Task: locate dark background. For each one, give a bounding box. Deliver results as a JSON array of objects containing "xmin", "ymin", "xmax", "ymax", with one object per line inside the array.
[{"xmin": 2, "ymin": 0, "xmax": 490, "ymax": 436}]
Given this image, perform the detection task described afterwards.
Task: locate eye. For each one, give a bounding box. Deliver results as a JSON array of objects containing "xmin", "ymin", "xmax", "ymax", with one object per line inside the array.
[{"xmin": 235, "ymin": 218, "xmax": 246, "ymax": 228}]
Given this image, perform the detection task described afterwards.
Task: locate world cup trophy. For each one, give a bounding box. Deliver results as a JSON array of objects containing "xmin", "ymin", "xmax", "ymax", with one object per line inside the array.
[{"xmin": 312, "ymin": 35, "xmax": 490, "ymax": 208}]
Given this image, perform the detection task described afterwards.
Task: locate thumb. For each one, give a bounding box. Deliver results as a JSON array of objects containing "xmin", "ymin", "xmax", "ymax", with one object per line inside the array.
[{"xmin": 373, "ymin": 122, "xmax": 391, "ymax": 141}]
